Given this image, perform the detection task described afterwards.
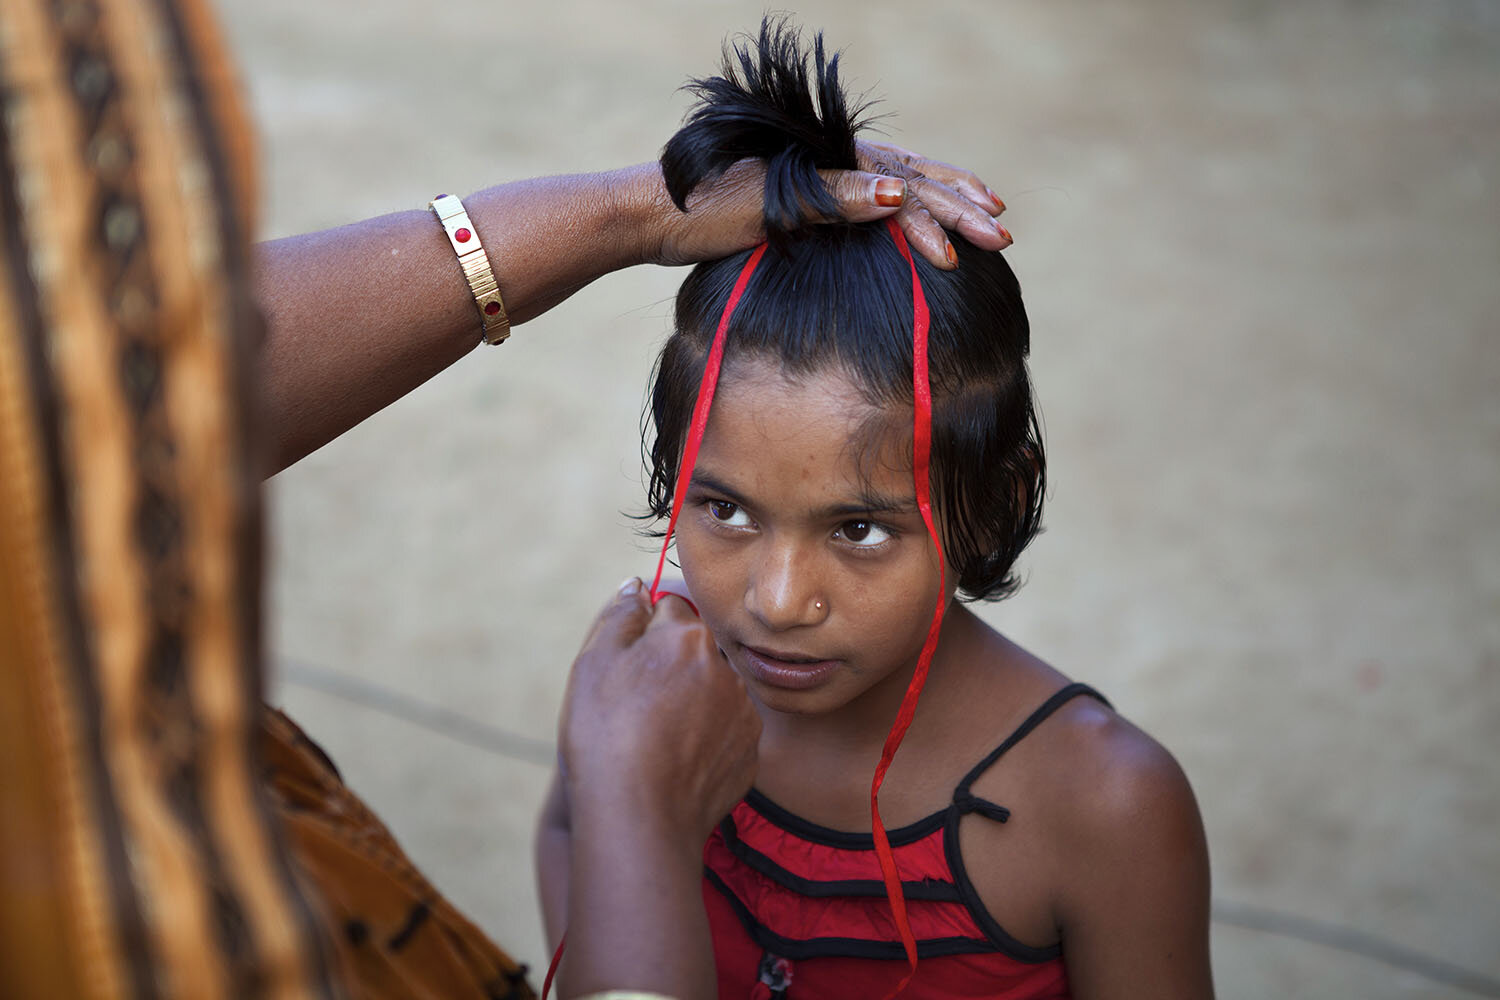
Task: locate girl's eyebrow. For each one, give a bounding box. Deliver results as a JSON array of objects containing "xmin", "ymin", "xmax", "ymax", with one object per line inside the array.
[
  {"xmin": 690, "ymin": 470, "xmax": 916, "ymax": 519},
  {"xmin": 688, "ymin": 471, "xmax": 753, "ymax": 508},
  {"xmin": 821, "ymin": 491, "xmax": 918, "ymax": 519}
]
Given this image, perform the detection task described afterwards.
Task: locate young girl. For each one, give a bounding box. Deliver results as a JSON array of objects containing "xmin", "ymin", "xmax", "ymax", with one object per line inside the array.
[{"xmin": 539, "ymin": 21, "xmax": 1213, "ymax": 1000}]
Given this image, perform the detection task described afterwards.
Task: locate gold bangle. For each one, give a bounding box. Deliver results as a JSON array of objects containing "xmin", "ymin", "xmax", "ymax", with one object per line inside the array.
[{"xmin": 429, "ymin": 193, "xmax": 510, "ymax": 345}]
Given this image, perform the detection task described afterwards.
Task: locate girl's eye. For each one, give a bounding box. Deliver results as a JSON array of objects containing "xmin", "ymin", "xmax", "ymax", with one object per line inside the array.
[
  {"xmin": 835, "ymin": 520, "xmax": 892, "ymax": 547},
  {"xmin": 707, "ymin": 500, "xmax": 753, "ymax": 528}
]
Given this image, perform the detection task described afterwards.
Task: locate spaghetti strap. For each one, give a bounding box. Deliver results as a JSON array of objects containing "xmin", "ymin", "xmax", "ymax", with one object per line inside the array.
[{"xmin": 955, "ymin": 682, "xmax": 1111, "ymax": 798}]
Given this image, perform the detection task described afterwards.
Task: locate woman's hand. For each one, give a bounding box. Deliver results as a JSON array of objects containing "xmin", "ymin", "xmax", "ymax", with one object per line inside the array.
[{"xmin": 646, "ymin": 139, "xmax": 1012, "ymax": 271}]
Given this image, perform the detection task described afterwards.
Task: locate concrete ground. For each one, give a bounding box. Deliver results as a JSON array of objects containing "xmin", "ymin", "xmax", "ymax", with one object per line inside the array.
[{"xmin": 220, "ymin": 0, "xmax": 1499, "ymax": 996}]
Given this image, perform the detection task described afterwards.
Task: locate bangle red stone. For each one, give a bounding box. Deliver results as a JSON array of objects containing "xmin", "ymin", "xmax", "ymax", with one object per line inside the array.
[{"xmin": 428, "ymin": 194, "xmax": 510, "ymax": 345}]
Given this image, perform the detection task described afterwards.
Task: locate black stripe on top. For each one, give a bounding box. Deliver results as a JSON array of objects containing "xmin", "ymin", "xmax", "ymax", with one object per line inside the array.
[
  {"xmin": 742, "ymin": 788, "xmax": 948, "ymax": 849},
  {"xmin": 704, "ymin": 868, "xmax": 996, "ymax": 962},
  {"xmin": 941, "ymin": 809, "xmax": 1062, "ymax": 964},
  {"xmin": 956, "ymin": 682, "xmax": 1111, "ymax": 797},
  {"xmin": 718, "ymin": 816, "xmax": 963, "ymax": 902},
  {"xmin": 943, "ymin": 682, "xmax": 1113, "ymax": 964}
]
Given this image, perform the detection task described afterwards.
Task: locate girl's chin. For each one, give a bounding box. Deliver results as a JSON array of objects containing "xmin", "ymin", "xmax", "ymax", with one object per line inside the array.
[{"xmin": 745, "ymin": 684, "xmax": 845, "ymax": 718}]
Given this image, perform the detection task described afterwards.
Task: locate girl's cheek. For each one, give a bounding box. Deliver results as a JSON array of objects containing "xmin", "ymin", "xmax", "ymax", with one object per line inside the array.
[
  {"xmin": 675, "ymin": 535, "xmax": 716, "ymax": 602},
  {"xmin": 680, "ymin": 539, "xmax": 745, "ymax": 621}
]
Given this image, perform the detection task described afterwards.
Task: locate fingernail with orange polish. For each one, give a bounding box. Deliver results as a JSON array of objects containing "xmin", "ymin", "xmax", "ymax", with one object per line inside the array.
[
  {"xmin": 874, "ymin": 177, "xmax": 905, "ymax": 207},
  {"xmin": 986, "ymin": 186, "xmax": 1006, "ymax": 213},
  {"xmin": 945, "ymin": 240, "xmax": 958, "ymax": 266},
  {"xmin": 997, "ymin": 222, "xmax": 1013, "ymax": 245}
]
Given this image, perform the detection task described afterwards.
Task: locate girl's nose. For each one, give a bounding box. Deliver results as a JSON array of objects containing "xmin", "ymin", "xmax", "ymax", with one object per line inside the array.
[{"xmin": 745, "ymin": 541, "xmax": 828, "ymax": 632}]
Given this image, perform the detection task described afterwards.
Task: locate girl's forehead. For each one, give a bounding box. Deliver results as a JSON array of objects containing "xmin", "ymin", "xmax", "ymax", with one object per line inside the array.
[
  {"xmin": 719, "ymin": 355, "xmax": 866, "ymax": 407},
  {"xmin": 701, "ymin": 358, "xmax": 915, "ymax": 500}
]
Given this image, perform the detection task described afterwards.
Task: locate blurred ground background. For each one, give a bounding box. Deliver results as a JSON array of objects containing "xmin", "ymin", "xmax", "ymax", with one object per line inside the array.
[{"xmin": 218, "ymin": 0, "xmax": 1499, "ymax": 996}]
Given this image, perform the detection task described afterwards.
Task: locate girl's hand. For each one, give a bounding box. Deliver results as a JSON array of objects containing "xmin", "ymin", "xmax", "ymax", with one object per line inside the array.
[
  {"xmin": 554, "ymin": 579, "xmax": 759, "ymax": 998},
  {"xmin": 646, "ymin": 139, "xmax": 1012, "ymax": 270},
  {"xmin": 559, "ymin": 578, "xmax": 760, "ymax": 845}
]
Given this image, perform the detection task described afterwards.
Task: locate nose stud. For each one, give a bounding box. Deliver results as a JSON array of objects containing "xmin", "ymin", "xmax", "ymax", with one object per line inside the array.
[{"xmin": 814, "ymin": 600, "xmax": 825, "ymax": 611}]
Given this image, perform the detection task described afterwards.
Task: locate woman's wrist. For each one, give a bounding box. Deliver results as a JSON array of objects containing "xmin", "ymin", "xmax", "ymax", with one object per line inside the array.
[{"xmin": 599, "ymin": 162, "xmax": 674, "ymax": 269}]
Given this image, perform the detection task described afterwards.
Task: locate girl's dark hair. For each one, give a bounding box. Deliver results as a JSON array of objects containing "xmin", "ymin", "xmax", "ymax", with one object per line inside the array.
[{"xmin": 646, "ymin": 18, "xmax": 1044, "ymax": 602}]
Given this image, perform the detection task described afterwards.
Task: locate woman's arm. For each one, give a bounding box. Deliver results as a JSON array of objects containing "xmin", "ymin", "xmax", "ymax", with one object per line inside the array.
[
  {"xmin": 254, "ymin": 166, "xmax": 660, "ymax": 474},
  {"xmin": 254, "ymin": 149, "xmax": 1008, "ymax": 475}
]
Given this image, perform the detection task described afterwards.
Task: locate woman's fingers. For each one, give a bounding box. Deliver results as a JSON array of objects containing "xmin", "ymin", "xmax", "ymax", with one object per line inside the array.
[
  {"xmin": 859, "ymin": 140, "xmax": 1004, "ymax": 216},
  {"xmin": 821, "ymin": 169, "xmax": 965, "ymax": 269},
  {"xmin": 848, "ymin": 141, "xmax": 1013, "ymax": 269},
  {"xmin": 827, "ymin": 168, "xmax": 1009, "ymax": 270},
  {"xmin": 908, "ymin": 172, "xmax": 1014, "ymax": 259},
  {"xmin": 894, "ymin": 197, "xmax": 952, "ymax": 270},
  {"xmin": 819, "ymin": 170, "xmax": 909, "ymax": 223}
]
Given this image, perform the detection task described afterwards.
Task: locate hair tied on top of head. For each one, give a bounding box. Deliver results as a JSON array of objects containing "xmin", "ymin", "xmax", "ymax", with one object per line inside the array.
[{"xmin": 661, "ymin": 16, "xmax": 875, "ymax": 251}]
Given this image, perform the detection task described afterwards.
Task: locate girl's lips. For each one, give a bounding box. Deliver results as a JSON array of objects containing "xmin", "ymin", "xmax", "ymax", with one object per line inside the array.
[{"xmin": 738, "ymin": 644, "xmax": 841, "ymax": 691}]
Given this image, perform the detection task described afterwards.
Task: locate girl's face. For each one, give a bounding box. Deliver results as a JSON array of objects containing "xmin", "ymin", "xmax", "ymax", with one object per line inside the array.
[{"xmin": 676, "ymin": 357, "xmax": 948, "ymax": 720}]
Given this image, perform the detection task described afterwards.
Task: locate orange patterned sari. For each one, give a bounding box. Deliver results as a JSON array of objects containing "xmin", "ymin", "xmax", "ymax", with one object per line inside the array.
[{"xmin": 0, "ymin": 0, "xmax": 531, "ymax": 995}]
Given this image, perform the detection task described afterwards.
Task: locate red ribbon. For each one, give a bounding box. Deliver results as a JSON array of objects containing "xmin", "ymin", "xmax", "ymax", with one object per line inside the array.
[
  {"xmin": 541, "ymin": 931, "xmax": 564, "ymax": 999},
  {"xmin": 871, "ymin": 218, "xmax": 944, "ymax": 998}
]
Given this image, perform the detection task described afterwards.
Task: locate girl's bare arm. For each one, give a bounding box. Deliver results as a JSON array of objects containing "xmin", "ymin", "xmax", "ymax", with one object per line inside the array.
[
  {"xmin": 534, "ymin": 767, "xmax": 571, "ymax": 952},
  {"xmin": 549, "ymin": 585, "xmax": 760, "ymax": 1000},
  {"xmin": 1056, "ymin": 728, "xmax": 1215, "ymax": 1000}
]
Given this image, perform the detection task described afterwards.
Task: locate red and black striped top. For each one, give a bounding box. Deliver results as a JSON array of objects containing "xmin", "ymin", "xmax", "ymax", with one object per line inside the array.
[{"xmin": 702, "ymin": 683, "xmax": 1108, "ymax": 999}]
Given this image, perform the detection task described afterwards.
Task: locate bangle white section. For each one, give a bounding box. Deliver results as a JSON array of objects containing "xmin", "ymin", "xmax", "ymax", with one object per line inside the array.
[{"xmin": 429, "ymin": 193, "xmax": 510, "ymax": 345}]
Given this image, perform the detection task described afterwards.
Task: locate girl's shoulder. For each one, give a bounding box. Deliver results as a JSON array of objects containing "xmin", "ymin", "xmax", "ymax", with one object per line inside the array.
[
  {"xmin": 943, "ymin": 608, "xmax": 1189, "ymax": 814},
  {"xmin": 949, "ymin": 621, "xmax": 1208, "ymax": 955},
  {"xmin": 955, "ymin": 622, "xmax": 1200, "ymax": 858},
  {"xmin": 1002, "ymin": 687, "xmax": 1200, "ymax": 857}
]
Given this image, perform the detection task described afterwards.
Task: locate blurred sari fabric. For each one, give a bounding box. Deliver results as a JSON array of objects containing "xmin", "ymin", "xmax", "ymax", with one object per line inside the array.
[{"xmin": 0, "ymin": 0, "xmax": 532, "ymax": 995}]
